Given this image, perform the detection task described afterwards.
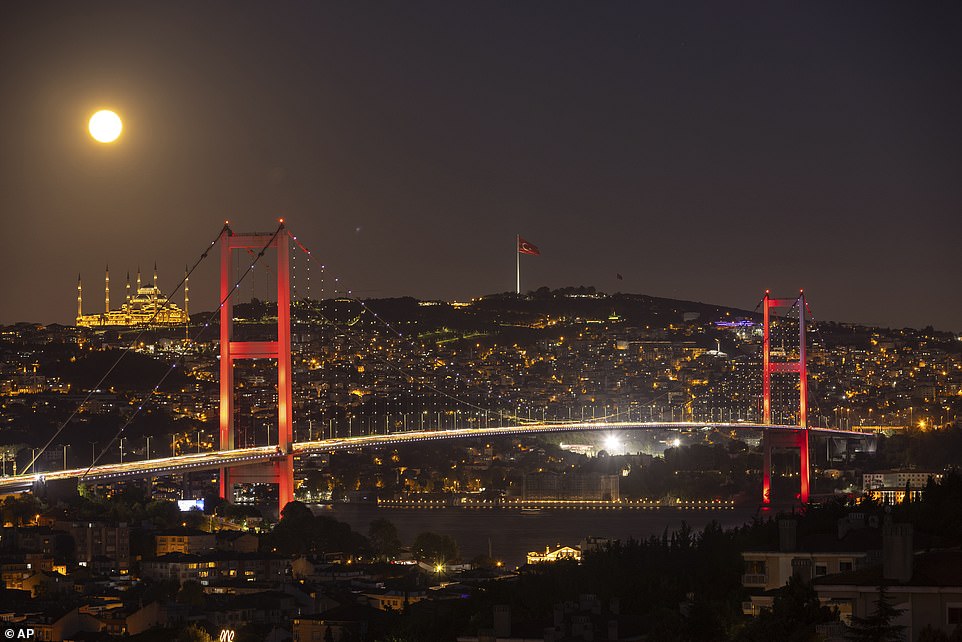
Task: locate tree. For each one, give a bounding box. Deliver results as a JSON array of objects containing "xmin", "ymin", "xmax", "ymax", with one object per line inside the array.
[
  {"xmin": 412, "ymin": 532, "xmax": 458, "ymax": 562},
  {"xmin": 268, "ymin": 501, "xmax": 316, "ymax": 555},
  {"xmin": 177, "ymin": 624, "xmax": 213, "ymax": 642},
  {"xmin": 735, "ymin": 574, "xmax": 837, "ymax": 642},
  {"xmin": 469, "ymin": 554, "xmax": 499, "ymax": 569},
  {"xmin": 369, "ymin": 518, "xmax": 402, "ymax": 559},
  {"xmin": 2, "ymin": 494, "xmax": 41, "ymax": 526},
  {"xmin": 176, "ymin": 580, "xmax": 206, "ymax": 607},
  {"xmin": 145, "ymin": 499, "xmax": 182, "ymax": 529},
  {"xmin": 280, "ymin": 500, "xmax": 315, "ymax": 525},
  {"xmin": 846, "ymin": 584, "xmax": 906, "ymax": 642},
  {"xmin": 265, "ymin": 506, "xmax": 369, "ymax": 557}
]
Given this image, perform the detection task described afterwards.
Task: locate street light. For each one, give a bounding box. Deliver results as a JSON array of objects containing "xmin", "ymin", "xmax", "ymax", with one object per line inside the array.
[
  {"xmin": 0, "ymin": 451, "xmax": 16, "ymax": 477},
  {"xmin": 119, "ymin": 437, "xmax": 126, "ymax": 463},
  {"xmin": 145, "ymin": 436, "xmax": 152, "ymax": 460},
  {"xmin": 89, "ymin": 441, "xmax": 97, "ymax": 467}
]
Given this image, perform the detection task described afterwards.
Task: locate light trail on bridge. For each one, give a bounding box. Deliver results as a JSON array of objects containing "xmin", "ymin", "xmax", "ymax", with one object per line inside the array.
[{"xmin": 0, "ymin": 421, "xmax": 871, "ymax": 492}]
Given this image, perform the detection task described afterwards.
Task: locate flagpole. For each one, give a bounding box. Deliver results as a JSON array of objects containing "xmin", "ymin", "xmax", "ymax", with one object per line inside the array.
[{"xmin": 516, "ymin": 234, "xmax": 520, "ymax": 294}]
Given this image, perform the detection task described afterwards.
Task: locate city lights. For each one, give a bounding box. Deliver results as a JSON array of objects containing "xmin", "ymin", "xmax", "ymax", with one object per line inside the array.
[{"xmin": 0, "ymin": 5, "xmax": 958, "ymax": 641}]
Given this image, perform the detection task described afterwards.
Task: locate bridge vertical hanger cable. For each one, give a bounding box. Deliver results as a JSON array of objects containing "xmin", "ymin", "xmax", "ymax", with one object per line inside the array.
[
  {"xmin": 78, "ymin": 224, "xmax": 284, "ymax": 480},
  {"xmin": 288, "ymin": 232, "xmax": 324, "ymax": 299},
  {"xmin": 287, "ymin": 229, "xmax": 529, "ymax": 426},
  {"xmin": 287, "ymin": 229, "xmax": 526, "ymax": 426},
  {"xmin": 285, "ymin": 228, "xmax": 647, "ymax": 429},
  {"xmin": 22, "ymin": 225, "xmax": 229, "ymax": 476}
]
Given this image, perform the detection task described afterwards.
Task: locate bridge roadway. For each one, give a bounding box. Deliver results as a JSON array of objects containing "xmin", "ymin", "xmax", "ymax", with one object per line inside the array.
[{"xmin": 0, "ymin": 421, "xmax": 870, "ymax": 492}]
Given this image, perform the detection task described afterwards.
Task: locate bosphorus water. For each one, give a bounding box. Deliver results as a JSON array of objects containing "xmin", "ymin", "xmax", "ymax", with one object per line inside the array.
[{"xmin": 323, "ymin": 504, "xmax": 760, "ymax": 567}]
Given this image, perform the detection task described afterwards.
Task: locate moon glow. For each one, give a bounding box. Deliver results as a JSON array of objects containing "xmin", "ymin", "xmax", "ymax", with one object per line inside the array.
[{"xmin": 88, "ymin": 110, "xmax": 123, "ymax": 143}]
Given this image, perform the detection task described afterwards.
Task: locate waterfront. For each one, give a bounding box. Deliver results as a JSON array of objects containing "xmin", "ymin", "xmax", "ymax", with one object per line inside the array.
[{"xmin": 324, "ymin": 503, "xmax": 760, "ymax": 567}]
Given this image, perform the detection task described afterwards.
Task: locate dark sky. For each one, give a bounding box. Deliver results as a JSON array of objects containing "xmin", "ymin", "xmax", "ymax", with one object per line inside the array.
[{"xmin": 1, "ymin": 2, "xmax": 960, "ymax": 331}]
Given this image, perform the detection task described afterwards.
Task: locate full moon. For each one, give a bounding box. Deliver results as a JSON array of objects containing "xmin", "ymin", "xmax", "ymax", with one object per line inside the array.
[{"xmin": 88, "ymin": 110, "xmax": 123, "ymax": 143}]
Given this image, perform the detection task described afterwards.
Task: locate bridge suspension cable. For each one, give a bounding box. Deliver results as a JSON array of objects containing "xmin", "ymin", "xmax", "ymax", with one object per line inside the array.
[
  {"xmin": 283, "ymin": 227, "xmax": 665, "ymax": 429},
  {"xmin": 22, "ymin": 225, "xmax": 228, "ymax": 475},
  {"xmin": 285, "ymin": 228, "xmax": 536, "ymax": 425},
  {"xmin": 77, "ymin": 223, "xmax": 284, "ymax": 480}
]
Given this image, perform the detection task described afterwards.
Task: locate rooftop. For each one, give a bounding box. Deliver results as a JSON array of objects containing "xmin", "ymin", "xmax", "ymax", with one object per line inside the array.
[{"xmin": 814, "ymin": 549, "xmax": 962, "ymax": 588}]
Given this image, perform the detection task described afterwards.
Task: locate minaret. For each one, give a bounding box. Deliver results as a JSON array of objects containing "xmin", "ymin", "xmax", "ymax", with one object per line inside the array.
[
  {"xmin": 153, "ymin": 261, "xmax": 158, "ymax": 288},
  {"xmin": 105, "ymin": 265, "xmax": 110, "ymax": 314},
  {"xmin": 137, "ymin": 266, "xmax": 142, "ymax": 291},
  {"xmin": 125, "ymin": 271, "xmax": 131, "ymax": 304},
  {"xmin": 184, "ymin": 265, "xmax": 190, "ymax": 342},
  {"xmin": 77, "ymin": 273, "xmax": 83, "ymax": 322}
]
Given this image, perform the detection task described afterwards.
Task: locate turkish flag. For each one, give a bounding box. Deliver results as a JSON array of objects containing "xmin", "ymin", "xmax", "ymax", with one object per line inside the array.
[{"xmin": 518, "ymin": 237, "xmax": 540, "ymax": 256}]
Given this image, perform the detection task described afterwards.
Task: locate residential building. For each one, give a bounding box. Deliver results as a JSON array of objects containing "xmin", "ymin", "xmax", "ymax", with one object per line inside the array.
[
  {"xmin": 55, "ymin": 521, "xmax": 131, "ymax": 572},
  {"xmin": 292, "ymin": 605, "xmax": 387, "ymax": 642},
  {"xmin": 862, "ymin": 470, "xmax": 942, "ymax": 503},
  {"xmin": 814, "ymin": 524, "xmax": 962, "ymax": 641},
  {"xmin": 526, "ymin": 545, "xmax": 582, "ymax": 565},
  {"xmin": 154, "ymin": 527, "xmax": 216, "ymax": 556},
  {"xmin": 741, "ymin": 518, "xmax": 881, "ymax": 615},
  {"xmin": 363, "ymin": 589, "xmax": 427, "ymax": 612},
  {"xmin": 215, "ymin": 531, "xmax": 259, "ymax": 553},
  {"xmin": 140, "ymin": 551, "xmax": 286, "ymax": 585}
]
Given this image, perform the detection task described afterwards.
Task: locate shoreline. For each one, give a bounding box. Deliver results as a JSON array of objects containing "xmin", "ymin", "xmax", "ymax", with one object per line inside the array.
[{"xmin": 321, "ymin": 502, "xmax": 760, "ymax": 566}]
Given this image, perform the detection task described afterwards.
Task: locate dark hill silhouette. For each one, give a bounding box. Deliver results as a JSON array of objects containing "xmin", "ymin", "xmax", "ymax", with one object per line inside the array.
[{"xmin": 45, "ymin": 349, "xmax": 194, "ymax": 393}]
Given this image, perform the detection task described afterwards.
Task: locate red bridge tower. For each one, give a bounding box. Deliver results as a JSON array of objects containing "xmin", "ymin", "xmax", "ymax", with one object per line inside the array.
[
  {"xmin": 761, "ymin": 290, "xmax": 810, "ymax": 504},
  {"xmin": 218, "ymin": 223, "xmax": 294, "ymax": 515}
]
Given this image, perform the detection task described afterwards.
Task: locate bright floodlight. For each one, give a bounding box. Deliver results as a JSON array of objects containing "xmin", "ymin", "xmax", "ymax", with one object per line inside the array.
[
  {"xmin": 672, "ymin": 438, "xmax": 681, "ymax": 447},
  {"xmin": 604, "ymin": 435, "xmax": 621, "ymax": 453},
  {"xmin": 88, "ymin": 109, "xmax": 122, "ymax": 143}
]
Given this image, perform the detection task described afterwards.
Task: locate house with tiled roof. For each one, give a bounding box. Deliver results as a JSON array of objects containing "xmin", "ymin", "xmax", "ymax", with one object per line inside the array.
[{"xmin": 814, "ymin": 523, "xmax": 962, "ymax": 641}]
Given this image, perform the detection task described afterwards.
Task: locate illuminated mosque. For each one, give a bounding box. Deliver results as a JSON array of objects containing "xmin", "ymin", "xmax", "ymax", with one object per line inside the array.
[{"xmin": 76, "ymin": 264, "xmax": 189, "ymax": 328}]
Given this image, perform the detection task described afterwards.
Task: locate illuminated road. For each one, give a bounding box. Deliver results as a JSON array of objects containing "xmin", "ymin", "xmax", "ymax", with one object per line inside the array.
[{"xmin": 0, "ymin": 421, "xmax": 871, "ymax": 492}]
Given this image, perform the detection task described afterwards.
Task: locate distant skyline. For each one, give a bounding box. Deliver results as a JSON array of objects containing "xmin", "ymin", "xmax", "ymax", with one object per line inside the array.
[{"xmin": 1, "ymin": 2, "xmax": 960, "ymax": 331}]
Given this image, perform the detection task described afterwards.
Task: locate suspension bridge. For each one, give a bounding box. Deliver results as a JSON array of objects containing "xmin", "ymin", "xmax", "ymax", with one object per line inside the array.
[{"xmin": 2, "ymin": 222, "xmax": 874, "ymax": 512}]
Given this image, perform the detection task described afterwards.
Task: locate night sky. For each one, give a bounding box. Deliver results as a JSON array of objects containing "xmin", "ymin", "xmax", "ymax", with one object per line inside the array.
[{"xmin": 1, "ymin": 2, "xmax": 960, "ymax": 330}]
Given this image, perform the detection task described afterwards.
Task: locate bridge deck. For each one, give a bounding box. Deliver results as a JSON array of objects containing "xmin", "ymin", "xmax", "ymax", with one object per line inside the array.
[{"xmin": 0, "ymin": 422, "xmax": 870, "ymax": 490}]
